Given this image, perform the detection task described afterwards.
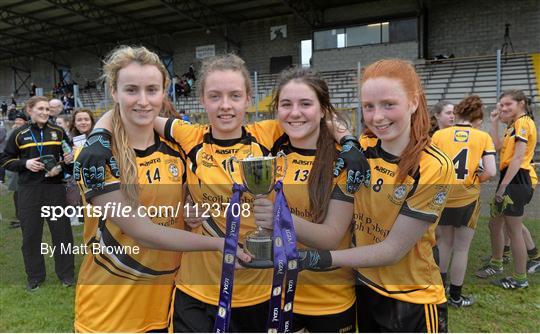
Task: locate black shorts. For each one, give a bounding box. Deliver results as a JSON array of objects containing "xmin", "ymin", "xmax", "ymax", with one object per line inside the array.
[
  {"xmin": 172, "ymin": 288, "xmax": 269, "ymax": 333},
  {"xmin": 498, "ymin": 168, "xmax": 534, "ymax": 217},
  {"xmin": 356, "ymin": 283, "xmax": 447, "ymax": 333},
  {"xmin": 438, "ymin": 199, "xmax": 479, "ymax": 229},
  {"xmin": 291, "ymin": 304, "xmax": 356, "ymax": 333}
]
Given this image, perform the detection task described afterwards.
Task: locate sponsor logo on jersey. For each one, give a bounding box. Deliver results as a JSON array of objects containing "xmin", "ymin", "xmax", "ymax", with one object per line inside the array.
[
  {"xmin": 292, "ymin": 159, "xmax": 313, "ymax": 166},
  {"xmin": 454, "ymin": 130, "xmax": 469, "ymax": 142},
  {"xmin": 51, "ymin": 131, "xmax": 58, "ymax": 140},
  {"xmin": 374, "ymin": 165, "xmax": 396, "ymax": 177},
  {"xmin": 139, "ymin": 158, "xmax": 161, "ymax": 167},
  {"xmin": 215, "ymin": 148, "xmax": 239, "ymax": 155}
]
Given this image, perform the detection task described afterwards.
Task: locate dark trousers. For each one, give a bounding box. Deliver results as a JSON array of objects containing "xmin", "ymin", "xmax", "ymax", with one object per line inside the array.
[
  {"xmin": 13, "ymin": 191, "xmax": 19, "ymax": 221},
  {"xmin": 18, "ymin": 184, "xmax": 74, "ymax": 283}
]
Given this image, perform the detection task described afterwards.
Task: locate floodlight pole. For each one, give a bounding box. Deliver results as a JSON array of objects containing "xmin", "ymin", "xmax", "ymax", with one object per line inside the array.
[
  {"xmin": 496, "ymin": 49, "xmax": 502, "ymax": 100},
  {"xmin": 356, "ymin": 62, "xmax": 362, "ymax": 136},
  {"xmin": 254, "ymin": 71, "xmax": 259, "ymax": 121}
]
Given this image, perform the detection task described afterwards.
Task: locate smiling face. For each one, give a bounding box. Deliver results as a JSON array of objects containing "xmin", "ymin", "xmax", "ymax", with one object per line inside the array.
[
  {"xmin": 74, "ymin": 111, "xmax": 92, "ymax": 135},
  {"xmin": 28, "ymin": 101, "xmax": 50, "ymax": 126},
  {"xmin": 277, "ymin": 80, "xmax": 323, "ymax": 149},
  {"xmin": 499, "ymin": 95, "xmax": 525, "ymax": 123},
  {"xmin": 200, "ymin": 70, "xmax": 251, "ymax": 139},
  {"xmin": 111, "ymin": 62, "xmax": 165, "ymax": 130},
  {"xmin": 361, "ymin": 77, "xmax": 418, "ymax": 154},
  {"xmin": 436, "ymin": 104, "xmax": 454, "ymax": 129},
  {"xmin": 56, "ymin": 118, "xmax": 69, "ymax": 131}
]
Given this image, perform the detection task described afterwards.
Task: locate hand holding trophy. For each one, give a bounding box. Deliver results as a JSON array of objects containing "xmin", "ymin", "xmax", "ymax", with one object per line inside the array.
[
  {"xmin": 227, "ymin": 152, "xmax": 287, "ymax": 267},
  {"xmin": 215, "ymin": 152, "xmax": 299, "ymax": 333}
]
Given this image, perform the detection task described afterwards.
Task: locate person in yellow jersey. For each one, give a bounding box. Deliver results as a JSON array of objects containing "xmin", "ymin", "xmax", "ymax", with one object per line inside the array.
[
  {"xmin": 82, "ymin": 53, "xmax": 368, "ymax": 332},
  {"xmin": 264, "ymin": 67, "xmax": 356, "ymax": 332},
  {"xmin": 429, "ymin": 100, "xmax": 454, "ymax": 136},
  {"xmin": 476, "ymin": 90, "xmax": 537, "ymax": 289},
  {"xmin": 73, "ymin": 46, "xmax": 249, "ymax": 333},
  {"xmin": 431, "ymin": 95, "xmax": 497, "ymax": 307},
  {"xmin": 253, "ymin": 59, "xmax": 454, "ymax": 332}
]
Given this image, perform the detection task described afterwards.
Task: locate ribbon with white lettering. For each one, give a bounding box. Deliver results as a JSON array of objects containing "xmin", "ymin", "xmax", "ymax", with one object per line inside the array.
[
  {"xmin": 266, "ymin": 180, "xmax": 299, "ymax": 333},
  {"xmin": 214, "ymin": 183, "xmax": 246, "ymax": 333}
]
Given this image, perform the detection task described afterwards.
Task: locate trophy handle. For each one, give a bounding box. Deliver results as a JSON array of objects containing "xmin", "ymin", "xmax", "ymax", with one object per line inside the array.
[
  {"xmin": 276, "ymin": 151, "xmax": 288, "ymax": 182},
  {"xmin": 227, "ymin": 156, "xmax": 240, "ymax": 184}
]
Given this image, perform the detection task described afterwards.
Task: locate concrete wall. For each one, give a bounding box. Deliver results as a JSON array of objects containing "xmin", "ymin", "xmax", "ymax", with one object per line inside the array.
[
  {"xmin": 427, "ymin": 0, "xmax": 540, "ymax": 58},
  {"xmin": 313, "ymin": 41, "xmax": 418, "ymax": 72},
  {"xmin": 171, "ymin": 15, "xmax": 310, "ymax": 76}
]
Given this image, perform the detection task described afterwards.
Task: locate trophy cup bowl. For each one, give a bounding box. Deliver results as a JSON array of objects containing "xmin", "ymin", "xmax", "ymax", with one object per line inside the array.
[{"xmin": 228, "ymin": 153, "xmax": 287, "ymax": 268}]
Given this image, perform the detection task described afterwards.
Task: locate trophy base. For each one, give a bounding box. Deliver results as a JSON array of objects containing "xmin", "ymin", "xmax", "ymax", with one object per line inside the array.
[
  {"xmin": 242, "ymin": 258, "xmax": 274, "ymax": 269},
  {"xmin": 245, "ymin": 232, "xmax": 273, "ymax": 269}
]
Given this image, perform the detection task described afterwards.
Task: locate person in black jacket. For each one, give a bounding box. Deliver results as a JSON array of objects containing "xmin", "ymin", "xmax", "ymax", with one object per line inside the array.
[{"xmin": 0, "ymin": 96, "xmax": 75, "ymax": 292}]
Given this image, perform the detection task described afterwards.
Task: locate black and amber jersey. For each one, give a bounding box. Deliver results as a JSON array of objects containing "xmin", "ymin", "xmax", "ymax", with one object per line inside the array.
[
  {"xmin": 0, "ymin": 121, "xmax": 70, "ymax": 185},
  {"xmin": 164, "ymin": 119, "xmax": 284, "ymax": 307},
  {"xmin": 500, "ymin": 115, "xmax": 537, "ymax": 186},
  {"xmin": 273, "ymin": 140, "xmax": 355, "ymax": 316},
  {"xmin": 432, "ymin": 125, "xmax": 495, "ymax": 207},
  {"xmin": 333, "ymin": 137, "xmax": 453, "ymax": 305},
  {"xmin": 75, "ymin": 133, "xmax": 186, "ymax": 333}
]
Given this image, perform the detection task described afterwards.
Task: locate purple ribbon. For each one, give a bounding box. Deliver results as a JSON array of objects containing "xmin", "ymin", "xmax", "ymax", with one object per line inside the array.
[
  {"xmin": 214, "ymin": 183, "xmax": 246, "ymax": 333},
  {"xmin": 266, "ymin": 180, "xmax": 299, "ymax": 333}
]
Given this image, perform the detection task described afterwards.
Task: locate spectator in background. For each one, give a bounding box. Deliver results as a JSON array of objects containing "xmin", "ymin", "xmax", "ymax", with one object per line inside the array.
[
  {"xmin": 1, "ymin": 101, "xmax": 7, "ymax": 118},
  {"xmin": 63, "ymin": 93, "xmax": 75, "ymax": 114},
  {"xmin": 429, "ymin": 100, "xmax": 455, "ymax": 136},
  {"xmin": 4, "ymin": 112, "xmax": 28, "ymax": 229},
  {"xmin": 188, "ymin": 63, "xmax": 196, "ymax": 80},
  {"xmin": 49, "ymin": 98, "xmax": 64, "ymax": 123},
  {"xmin": 56, "ymin": 115, "xmax": 72, "ymax": 139},
  {"xmin": 7, "ymin": 104, "xmax": 17, "ymax": 121},
  {"xmin": 11, "ymin": 94, "xmax": 17, "ymax": 106},
  {"xmin": 69, "ymin": 108, "xmax": 94, "ymax": 139},
  {"xmin": 0, "ymin": 120, "xmax": 6, "ymax": 182},
  {"xmin": 0, "ymin": 96, "xmax": 75, "ymax": 291},
  {"xmin": 178, "ymin": 109, "xmax": 190, "ymax": 123},
  {"xmin": 30, "ymin": 83, "xmax": 37, "ymax": 97}
]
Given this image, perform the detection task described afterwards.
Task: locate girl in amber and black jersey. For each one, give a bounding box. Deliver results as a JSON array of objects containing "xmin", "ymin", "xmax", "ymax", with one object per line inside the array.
[
  {"xmin": 253, "ymin": 59, "xmax": 454, "ymax": 332},
  {"xmin": 432, "ymin": 95, "xmax": 496, "ymax": 307}
]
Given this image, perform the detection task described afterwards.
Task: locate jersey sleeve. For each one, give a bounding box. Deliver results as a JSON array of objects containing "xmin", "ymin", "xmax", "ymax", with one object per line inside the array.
[
  {"xmin": 74, "ymin": 147, "xmax": 120, "ymax": 201},
  {"xmin": 0, "ymin": 130, "xmax": 26, "ymax": 171},
  {"xmin": 431, "ymin": 131, "xmax": 441, "ymax": 146},
  {"xmin": 483, "ymin": 133, "xmax": 496, "ymax": 156},
  {"xmin": 246, "ymin": 120, "xmax": 284, "ymax": 149},
  {"xmin": 164, "ymin": 118, "xmax": 208, "ymax": 153},
  {"xmin": 399, "ymin": 151, "xmax": 454, "ymax": 223},
  {"xmin": 514, "ymin": 117, "xmax": 531, "ymax": 143}
]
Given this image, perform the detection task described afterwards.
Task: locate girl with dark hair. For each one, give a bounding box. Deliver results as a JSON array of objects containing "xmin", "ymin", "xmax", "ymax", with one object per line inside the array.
[
  {"xmin": 476, "ymin": 90, "xmax": 537, "ymax": 289},
  {"xmin": 429, "ymin": 100, "xmax": 454, "ymax": 136},
  {"xmin": 432, "ymin": 95, "xmax": 496, "ymax": 307},
  {"xmin": 263, "ymin": 67, "xmax": 356, "ymax": 332}
]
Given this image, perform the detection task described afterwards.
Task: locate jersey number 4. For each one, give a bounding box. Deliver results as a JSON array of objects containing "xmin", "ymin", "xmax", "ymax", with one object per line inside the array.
[{"xmin": 452, "ymin": 148, "xmax": 469, "ymax": 180}]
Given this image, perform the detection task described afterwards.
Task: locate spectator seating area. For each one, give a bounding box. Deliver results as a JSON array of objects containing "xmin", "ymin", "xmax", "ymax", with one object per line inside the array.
[{"xmin": 2, "ymin": 53, "xmax": 538, "ymax": 117}]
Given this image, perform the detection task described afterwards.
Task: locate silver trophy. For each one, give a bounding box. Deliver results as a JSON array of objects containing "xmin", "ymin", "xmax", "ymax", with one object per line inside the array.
[{"xmin": 227, "ymin": 152, "xmax": 287, "ymax": 267}]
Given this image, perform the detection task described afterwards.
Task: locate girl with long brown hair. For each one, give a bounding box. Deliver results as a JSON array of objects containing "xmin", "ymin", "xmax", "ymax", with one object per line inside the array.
[
  {"xmin": 253, "ymin": 59, "xmax": 454, "ymax": 332},
  {"xmin": 265, "ymin": 67, "xmax": 356, "ymax": 332},
  {"xmin": 476, "ymin": 90, "xmax": 537, "ymax": 289}
]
